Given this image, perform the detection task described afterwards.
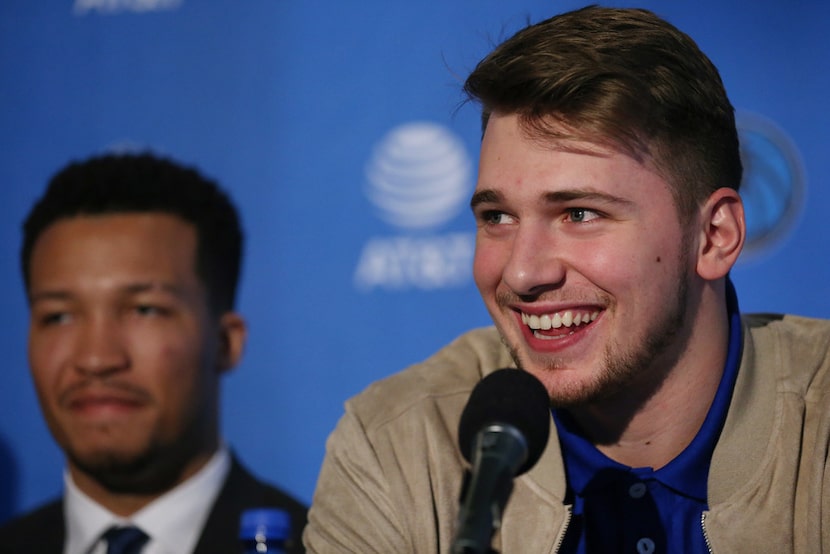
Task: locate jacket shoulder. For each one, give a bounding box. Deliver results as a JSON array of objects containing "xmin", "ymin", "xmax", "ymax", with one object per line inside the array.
[
  {"xmin": 0, "ymin": 499, "xmax": 64, "ymax": 553},
  {"xmin": 743, "ymin": 313, "xmax": 830, "ymax": 392},
  {"xmin": 345, "ymin": 327, "xmax": 512, "ymax": 431}
]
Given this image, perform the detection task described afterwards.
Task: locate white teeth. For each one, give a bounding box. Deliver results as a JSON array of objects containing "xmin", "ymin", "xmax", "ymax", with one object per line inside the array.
[{"xmin": 521, "ymin": 309, "xmax": 598, "ymax": 330}]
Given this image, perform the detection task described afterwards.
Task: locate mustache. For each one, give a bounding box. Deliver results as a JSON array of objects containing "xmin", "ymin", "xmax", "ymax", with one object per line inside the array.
[{"xmin": 58, "ymin": 378, "xmax": 152, "ymax": 407}]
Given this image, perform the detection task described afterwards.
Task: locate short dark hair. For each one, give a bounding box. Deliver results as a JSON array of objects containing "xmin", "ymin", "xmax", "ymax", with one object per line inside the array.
[
  {"xmin": 464, "ymin": 5, "xmax": 742, "ymax": 221},
  {"xmin": 21, "ymin": 152, "xmax": 244, "ymax": 314}
]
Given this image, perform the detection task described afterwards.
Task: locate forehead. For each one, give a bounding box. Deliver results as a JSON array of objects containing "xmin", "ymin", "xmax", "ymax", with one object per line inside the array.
[
  {"xmin": 475, "ymin": 113, "xmax": 671, "ymax": 201},
  {"xmin": 28, "ymin": 213, "xmax": 201, "ymax": 292}
]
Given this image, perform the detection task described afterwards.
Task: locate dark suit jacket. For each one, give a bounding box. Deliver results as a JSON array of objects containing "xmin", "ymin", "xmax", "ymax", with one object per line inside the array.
[{"xmin": 0, "ymin": 455, "xmax": 308, "ymax": 554}]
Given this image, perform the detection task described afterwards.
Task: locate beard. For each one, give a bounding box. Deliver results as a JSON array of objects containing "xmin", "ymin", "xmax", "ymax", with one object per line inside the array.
[
  {"xmin": 65, "ymin": 439, "xmax": 190, "ymax": 495},
  {"xmin": 504, "ymin": 249, "xmax": 693, "ymax": 410},
  {"xmin": 58, "ymin": 408, "xmax": 214, "ymax": 496},
  {"xmin": 588, "ymin": 270, "xmax": 688, "ymax": 406}
]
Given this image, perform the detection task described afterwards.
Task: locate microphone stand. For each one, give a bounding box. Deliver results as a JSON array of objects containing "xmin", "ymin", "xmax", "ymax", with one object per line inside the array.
[{"xmin": 451, "ymin": 425, "xmax": 527, "ymax": 554}]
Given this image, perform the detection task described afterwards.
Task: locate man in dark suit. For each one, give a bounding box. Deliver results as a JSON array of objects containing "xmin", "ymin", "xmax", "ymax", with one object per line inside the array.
[{"xmin": 0, "ymin": 152, "xmax": 306, "ymax": 553}]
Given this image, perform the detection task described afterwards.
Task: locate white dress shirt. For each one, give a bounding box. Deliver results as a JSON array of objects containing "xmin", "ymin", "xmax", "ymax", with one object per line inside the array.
[{"xmin": 63, "ymin": 447, "xmax": 231, "ymax": 554}]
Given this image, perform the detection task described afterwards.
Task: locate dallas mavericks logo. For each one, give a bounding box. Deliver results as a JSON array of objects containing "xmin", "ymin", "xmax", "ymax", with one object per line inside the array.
[
  {"xmin": 354, "ymin": 122, "xmax": 475, "ymax": 291},
  {"xmin": 736, "ymin": 112, "xmax": 805, "ymax": 259},
  {"xmin": 364, "ymin": 122, "xmax": 472, "ymax": 230}
]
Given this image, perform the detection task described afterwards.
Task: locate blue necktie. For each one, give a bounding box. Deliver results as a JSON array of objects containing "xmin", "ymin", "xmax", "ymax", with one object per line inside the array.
[{"xmin": 104, "ymin": 526, "xmax": 149, "ymax": 554}]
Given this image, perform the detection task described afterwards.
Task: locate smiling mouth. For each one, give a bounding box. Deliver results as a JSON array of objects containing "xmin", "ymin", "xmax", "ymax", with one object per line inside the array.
[{"xmin": 521, "ymin": 309, "xmax": 599, "ymax": 340}]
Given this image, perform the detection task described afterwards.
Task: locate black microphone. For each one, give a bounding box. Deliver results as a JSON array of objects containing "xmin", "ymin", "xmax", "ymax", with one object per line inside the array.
[{"xmin": 452, "ymin": 368, "xmax": 551, "ymax": 554}]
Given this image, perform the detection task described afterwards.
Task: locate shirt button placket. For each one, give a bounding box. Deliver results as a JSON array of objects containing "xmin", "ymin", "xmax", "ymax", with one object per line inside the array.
[{"xmin": 627, "ymin": 481, "xmax": 654, "ymax": 553}]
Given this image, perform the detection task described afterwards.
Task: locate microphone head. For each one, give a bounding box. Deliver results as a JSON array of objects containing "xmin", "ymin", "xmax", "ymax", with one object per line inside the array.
[{"xmin": 458, "ymin": 368, "xmax": 551, "ymax": 475}]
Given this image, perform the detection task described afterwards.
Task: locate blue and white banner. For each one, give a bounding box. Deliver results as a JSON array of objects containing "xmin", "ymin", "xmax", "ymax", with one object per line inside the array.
[{"xmin": 0, "ymin": 0, "xmax": 827, "ymax": 521}]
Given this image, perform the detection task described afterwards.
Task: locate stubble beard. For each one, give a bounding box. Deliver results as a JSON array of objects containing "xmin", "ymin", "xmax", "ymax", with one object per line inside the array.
[
  {"xmin": 503, "ymin": 264, "xmax": 690, "ymax": 409},
  {"xmin": 591, "ymin": 269, "xmax": 688, "ymax": 407}
]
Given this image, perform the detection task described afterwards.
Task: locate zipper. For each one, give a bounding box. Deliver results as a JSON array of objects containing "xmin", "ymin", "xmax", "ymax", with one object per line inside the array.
[
  {"xmin": 551, "ymin": 506, "xmax": 573, "ymax": 553},
  {"xmin": 701, "ymin": 512, "xmax": 713, "ymax": 554}
]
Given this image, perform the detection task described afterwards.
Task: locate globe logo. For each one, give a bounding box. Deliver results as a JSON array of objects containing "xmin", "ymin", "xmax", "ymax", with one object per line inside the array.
[
  {"xmin": 74, "ymin": 0, "xmax": 182, "ymax": 14},
  {"xmin": 365, "ymin": 122, "xmax": 472, "ymax": 230},
  {"xmin": 736, "ymin": 111, "xmax": 805, "ymax": 259}
]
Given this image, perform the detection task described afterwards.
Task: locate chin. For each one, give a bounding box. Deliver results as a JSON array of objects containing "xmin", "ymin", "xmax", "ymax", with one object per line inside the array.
[
  {"xmin": 70, "ymin": 444, "xmax": 147, "ymax": 473},
  {"xmin": 510, "ymin": 353, "xmax": 616, "ymax": 407},
  {"xmin": 546, "ymin": 381, "xmax": 613, "ymax": 409},
  {"xmin": 67, "ymin": 444, "xmax": 181, "ymax": 494}
]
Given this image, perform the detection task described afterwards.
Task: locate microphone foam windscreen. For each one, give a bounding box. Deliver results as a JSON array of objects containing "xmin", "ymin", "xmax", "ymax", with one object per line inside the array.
[{"xmin": 458, "ymin": 368, "xmax": 551, "ymax": 475}]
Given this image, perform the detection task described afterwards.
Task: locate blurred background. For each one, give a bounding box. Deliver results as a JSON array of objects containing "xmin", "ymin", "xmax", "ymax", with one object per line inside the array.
[{"xmin": 1, "ymin": 0, "xmax": 827, "ymax": 521}]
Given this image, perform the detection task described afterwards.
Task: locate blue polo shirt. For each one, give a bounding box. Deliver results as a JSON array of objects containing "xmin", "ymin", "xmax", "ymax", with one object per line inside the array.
[{"xmin": 553, "ymin": 281, "xmax": 743, "ymax": 553}]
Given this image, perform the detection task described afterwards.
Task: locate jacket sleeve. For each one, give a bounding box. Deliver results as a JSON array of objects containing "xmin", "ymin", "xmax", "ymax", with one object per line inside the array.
[
  {"xmin": 824, "ymin": 456, "xmax": 830, "ymax": 552},
  {"xmin": 303, "ymin": 407, "xmax": 407, "ymax": 554}
]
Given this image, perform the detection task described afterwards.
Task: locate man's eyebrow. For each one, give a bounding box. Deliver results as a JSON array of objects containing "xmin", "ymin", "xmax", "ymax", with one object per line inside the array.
[
  {"xmin": 28, "ymin": 290, "xmax": 71, "ymax": 304},
  {"xmin": 469, "ymin": 189, "xmax": 502, "ymax": 210},
  {"xmin": 122, "ymin": 282, "xmax": 192, "ymax": 302},
  {"xmin": 123, "ymin": 282, "xmax": 181, "ymax": 295},
  {"xmin": 542, "ymin": 189, "xmax": 635, "ymax": 207},
  {"xmin": 29, "ymin": 282, "xmax": 183, "ymax": 304},
  {"xmin": 470, "ymin": 188, "xmax": 635, "ymax": 210}
]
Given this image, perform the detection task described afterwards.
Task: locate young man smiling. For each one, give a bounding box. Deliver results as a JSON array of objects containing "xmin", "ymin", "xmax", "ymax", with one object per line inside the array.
[
  {"xmin": 0, "ymin": 153, "xmax": 307, "ymax": 553},
  {"xmin": 305, "ymin": 6, "xmax": 830, "ymax": 553}
]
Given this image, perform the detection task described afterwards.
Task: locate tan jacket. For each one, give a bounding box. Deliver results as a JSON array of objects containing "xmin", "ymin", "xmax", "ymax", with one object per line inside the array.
[{"xmin": 305, "ymin": 315, "xmax": 830, "ymax": 553}]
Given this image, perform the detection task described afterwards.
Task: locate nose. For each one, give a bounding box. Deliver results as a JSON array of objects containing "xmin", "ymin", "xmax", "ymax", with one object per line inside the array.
[
  {"xmin": 502, "ymin": 222, "xmax": 566, "ymax": 297},
  {"xmin": 72, "ymin": 315, "xmax": 129, "ymax": 377}
]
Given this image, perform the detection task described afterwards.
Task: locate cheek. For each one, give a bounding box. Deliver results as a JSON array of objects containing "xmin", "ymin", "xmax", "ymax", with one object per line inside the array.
[
  {"xmin": 151, "ymin": 330, "xmax": 216, "ymax": 388},
  {"xmin": 570, "ymin": 241, "xmax": 640, "ymax": 283},
  {"xmin": 472, "ymin": 239, "xmax": 505, "ymax": 291},
  {"xmin": 28, "ymin": 331, "xmax": 69, "ymax": 395},
  {"xmin": 608, "ymin": 238, "xmax": 686, "ymax": 302},
  {"xmin": 127, "ymin": 329, "xmax": 203, "ymax": 389},
  {"xmin": 137, "ymin": 340, "xmax": 210, "ymax": 429},
  {"xmin": 596, "ymin": 224, "xmax": 682, "ymax": 275},
  {"xmin": 27, "ymin": 336, "xmax": 73, "ymax": 439},
  {"xmin": 567, "ymin": 240, "xmax": 676, "ymax": 309},
  {"xmin": 155, "ymin": 343, "xmax": 202, "ymax": 381}
]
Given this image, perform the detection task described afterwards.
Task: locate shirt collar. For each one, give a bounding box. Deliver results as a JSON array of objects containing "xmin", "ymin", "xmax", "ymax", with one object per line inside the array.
[
  {"xmin": 553, "ymin": 278, "xmax": 743, "ymax": 501},
  {"xmin": 64, "ymin": 446, "xmax": 230, "ymax": 554}
]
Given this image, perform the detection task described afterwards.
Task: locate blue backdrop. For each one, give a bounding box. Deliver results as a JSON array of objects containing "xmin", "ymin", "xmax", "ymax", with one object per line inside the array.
[{"xmin": 1, "ymin": 0, "xmax": 828, "ymax": 522}]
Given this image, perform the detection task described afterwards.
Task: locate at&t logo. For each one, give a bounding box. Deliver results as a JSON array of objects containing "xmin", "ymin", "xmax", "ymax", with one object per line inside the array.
[
  {"xmin": 73, "ymin": 0, "xmax": 182, "ymax": 14},
  {"xmin": 354, "ymin": 122, "xmax": 475, "ymax": 291}
]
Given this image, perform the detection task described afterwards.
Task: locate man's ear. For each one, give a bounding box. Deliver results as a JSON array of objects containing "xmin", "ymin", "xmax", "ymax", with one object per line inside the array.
[
  {"xmin": 696, "ymin": 187, "xmax": 746, "ymax": 280},
  {"xmin": 217, "ymin": 311, "xmax": 247, "ymax": 373}
]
